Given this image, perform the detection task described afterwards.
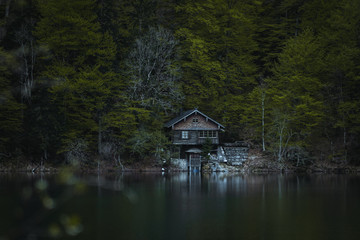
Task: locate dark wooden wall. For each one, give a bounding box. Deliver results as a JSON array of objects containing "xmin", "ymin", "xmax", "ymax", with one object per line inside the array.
[{"xmin": 172, "ymin": 130, "xmax": 219, "ymax": 145}]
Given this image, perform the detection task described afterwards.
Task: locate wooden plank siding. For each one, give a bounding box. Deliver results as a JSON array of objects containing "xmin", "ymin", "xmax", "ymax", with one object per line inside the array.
[
  {"xmin": 165, "ymin": 109, "xmax": 224, "ymax": 146},
  {"xmin": 173, "ymin": 113, "xmax": 218, "ymax": 130},
  {"xmin": 172, "ymin": 130, "xmax": 219, "ymax": 145}
]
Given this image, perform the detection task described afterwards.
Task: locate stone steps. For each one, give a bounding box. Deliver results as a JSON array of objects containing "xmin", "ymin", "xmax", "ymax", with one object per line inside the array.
[{"xmin": 221, "ymin": 145, "xmax": 249, "ymax": 166}]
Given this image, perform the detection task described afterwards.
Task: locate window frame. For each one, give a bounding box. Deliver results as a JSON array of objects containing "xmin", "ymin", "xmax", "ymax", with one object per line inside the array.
[
  {"xmin": 181, "ymin": 131, "xmax": 189, "ymax": 139},
  {"xmin": 199, "ymin": 130, "xmax": 217, "ymax": 138}
]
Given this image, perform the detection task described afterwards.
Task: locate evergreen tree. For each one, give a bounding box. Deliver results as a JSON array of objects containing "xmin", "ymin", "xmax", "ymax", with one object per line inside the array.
[
  {"xmin": 125, "ymin": 26, "xmax": 183, "ymax": 159},
  {"xmin": 175, "ymin": 0, "xmax": 259, "ymax": 137},
  {"xmin": 34, "ymin": 0, "xmax": 132, "ymax": 160},
  {"xmin": 266, "ymin": 29, "xmax": 324, "ymax": 161},
  {"xmin": 0, "ymin": 0, "xmax": 359, "ymax": 165},
  {"xmin": 0, "ymin": 48, "xmax": 22, "ymax": 155},
  {"xmin": 254, "ymin": 0, "xmax": 302, "ymax": 74},
  {"xmin": 300, "ymin": 0, "xmax": 360, "ymax": 162}
]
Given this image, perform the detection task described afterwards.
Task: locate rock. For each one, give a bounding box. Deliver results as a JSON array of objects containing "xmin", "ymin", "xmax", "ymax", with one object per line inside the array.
[
  {"xmin": 170, "ymin": 158, "xmax": 188, "ymax": 171},
  {"xmin": 202, "ymin": 162, "xmax": 241, "ymax": 172},
  {"xmin": 221, "ymin": 145, "xmax": 249, "ymax": 166}
]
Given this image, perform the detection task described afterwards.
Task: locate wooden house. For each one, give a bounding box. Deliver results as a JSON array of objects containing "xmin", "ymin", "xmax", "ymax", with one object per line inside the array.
[{"xmin": 165, "ymin": 109, "xmax": 225, "ymax": 171}]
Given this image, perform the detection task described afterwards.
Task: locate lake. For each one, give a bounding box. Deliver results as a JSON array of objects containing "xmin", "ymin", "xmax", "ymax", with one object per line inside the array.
[{"xmin": 1, "ymin": 172, "xmax": 360, "ymax": 240}]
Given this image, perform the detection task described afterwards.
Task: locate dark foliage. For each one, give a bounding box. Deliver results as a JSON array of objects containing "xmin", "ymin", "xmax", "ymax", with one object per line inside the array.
[{"xmin": 0, "ymin": 0, "xmax": 359, "ymax": 165}]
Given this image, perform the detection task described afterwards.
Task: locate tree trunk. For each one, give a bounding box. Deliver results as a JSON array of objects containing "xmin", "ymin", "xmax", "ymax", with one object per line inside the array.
[
  {"xmin": 97, "ymin": 116, "xmax": 102, "ymax": 173},
  {"xmin": 344, "ymin": 126, "xmax": 347, "ymax": 163},
  {"xmin": 5, "ymin": 0, "xmax": 12, "ymax": 18},
  {"xmin": 98, "ymin": 116, "xmax": 102, "ymax": 156},
  {"xmin": 278, "ymin": 132, "xmax": 283, "ymax": 162},
  {"xmin": 277, "ymin": 119, "xmax": 285, "ymax": 162},
  {"xmin": 261, "ymin": 90, "xmax": 266, "ymax": 151},
  {"xmin": 114, "ymin": 153, "xmax": 124, "ymax": 170}
]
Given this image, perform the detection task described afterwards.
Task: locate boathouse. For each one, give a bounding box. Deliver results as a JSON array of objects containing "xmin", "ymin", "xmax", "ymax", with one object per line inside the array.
[{"xmin": 165, "ymin": 109, "xmax": 225, "ymax": 171}]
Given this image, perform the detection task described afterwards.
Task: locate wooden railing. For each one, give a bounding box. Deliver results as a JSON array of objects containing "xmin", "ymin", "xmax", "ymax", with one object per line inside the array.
[
  {"xmin": 189, "ymin": 157, "xmax": 201, "ymax": 167},
  {"xmin": 172, "ymin": 137, "xmax": 219, "ymax": 145},
  {"xmin": 197, "ymin": 138, "xmax": 219, "ymax": 145}
]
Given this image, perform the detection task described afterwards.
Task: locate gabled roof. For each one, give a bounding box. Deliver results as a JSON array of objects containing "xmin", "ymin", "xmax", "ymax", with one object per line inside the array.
[{"xmin": 164, "ymin": 109, "xmax": 225, "ymax": 129}]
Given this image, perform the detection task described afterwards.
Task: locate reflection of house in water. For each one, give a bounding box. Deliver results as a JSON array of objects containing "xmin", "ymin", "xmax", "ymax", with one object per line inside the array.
[
  {"xmin": 166, "ymin": 173, "xmax": 287, "ymax": 197},
  {"xmin": 165, "ymin": 109, "xmax": 225, "ymax": 171}
]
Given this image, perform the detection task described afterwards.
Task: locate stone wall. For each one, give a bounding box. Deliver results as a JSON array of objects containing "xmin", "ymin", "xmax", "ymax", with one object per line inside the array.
[
  {"xmin": 222, "ymin": 143, "xmax": 249, "ymax": 166},
  {"xmin": 170, "ymin": 158, "xmax": 188, "ymax": 170},
  {"xmin": 202, "ymin": 162, "xmax": 241, "ymax": 172}
]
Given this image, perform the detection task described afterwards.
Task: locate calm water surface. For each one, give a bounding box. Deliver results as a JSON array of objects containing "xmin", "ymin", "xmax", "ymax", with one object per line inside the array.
[{"xmin": 1, "ymin": 172, "xmax": 360, "ymax": 240}]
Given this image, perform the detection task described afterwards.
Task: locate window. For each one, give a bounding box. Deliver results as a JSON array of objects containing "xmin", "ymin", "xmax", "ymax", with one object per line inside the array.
[
  {"xmin": 193, "ymin": 118, "xmax": 199, "ymax": 123},
  {"xmin": 199, "ymin": 130, "xmax": 217, "ymax": 138},
  {"xmin": 182, "ymin": 131, "xmax": 189, "ymax": 139}
]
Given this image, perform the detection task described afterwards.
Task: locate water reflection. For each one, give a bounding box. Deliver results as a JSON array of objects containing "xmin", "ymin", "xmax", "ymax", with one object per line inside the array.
[{"xmin": 1, "ymin": 172, "xmax": 360, "ymax": 240}]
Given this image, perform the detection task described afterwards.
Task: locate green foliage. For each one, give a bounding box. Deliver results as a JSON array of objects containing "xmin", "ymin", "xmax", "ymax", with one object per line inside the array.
[
  {"xmin": 266, "ymin": 29, "xmax": 324, "ymax": 160},
  {"xmin": 128, "ymin": 130, "xmax": 170, "ymax": 161},
  {"xmin": 0, "ymin": 48, "xmax": 23, "ymax": 153},
  {"xmin": 175, "ymin": 0, "xmax": 259, "ymax": 140},
  {"xmin": 34, "ymin": 0, "xmax": 134, "ymax": 159},
  {"xmin": 239, "ymin": 83, "xmax": 268, "ymax": 142},
  {"xmin": 35, "ymin": 0, "xmax": 101, "ymax": 64},
  {"xmin": 0, "ymin": 0, "xmax": 360, "ymax": 165},
  {"xmin": 299, "ymin": 0, "xmax": 360, "ymax": 161},
  {"xmin": 201, "ymin": 138, "xmax": 213, "ymax": 161},
  {"xmin": 126, "ymin": 26, "xmax": 183, "ymax": 114}
]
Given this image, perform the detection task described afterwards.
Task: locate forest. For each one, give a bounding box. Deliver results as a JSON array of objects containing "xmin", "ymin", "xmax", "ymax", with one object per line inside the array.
[{"xmin": 0, "ymin": 0, "xmax": 359, "ymax": 168}]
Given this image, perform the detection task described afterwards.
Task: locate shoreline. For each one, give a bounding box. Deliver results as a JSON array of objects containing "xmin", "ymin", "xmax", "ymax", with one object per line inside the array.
[
  {"xmin": 0, "ymin": 160, "xmax": 359, "ymax": 174},
  {"xmin": 1, "ymin": 149, "xmax": 359, "ymax": 174}
]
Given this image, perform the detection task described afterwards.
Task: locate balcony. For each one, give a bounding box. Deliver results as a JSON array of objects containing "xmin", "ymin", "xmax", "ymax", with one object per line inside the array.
[{"xmin": 197, "ymin": 138, "xmax": 219, "ymax": 145}]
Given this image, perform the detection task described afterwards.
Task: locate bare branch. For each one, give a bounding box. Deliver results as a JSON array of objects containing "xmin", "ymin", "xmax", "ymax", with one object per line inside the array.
[{"xmin": 126, "ymin": 26, "xmax": 183, "ymax": 113}]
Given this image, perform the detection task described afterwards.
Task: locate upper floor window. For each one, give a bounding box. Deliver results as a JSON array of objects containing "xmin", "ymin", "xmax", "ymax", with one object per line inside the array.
[
  {"xmin": 193, "ymin": 118, "xmax": 198, "ymax": 123},
  {"xmin": 199, "ymin": 130, "xmax": 217, "ymax": 138},
  {"xmin": 182, "ymin": 131, "xmax": 189, "ymax": 139}
]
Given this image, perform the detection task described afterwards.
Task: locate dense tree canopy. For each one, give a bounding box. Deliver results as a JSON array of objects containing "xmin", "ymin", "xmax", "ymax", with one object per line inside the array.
[{"xmin": 0, "ymin": 0, "xmax": 359, "ymax": 165}]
